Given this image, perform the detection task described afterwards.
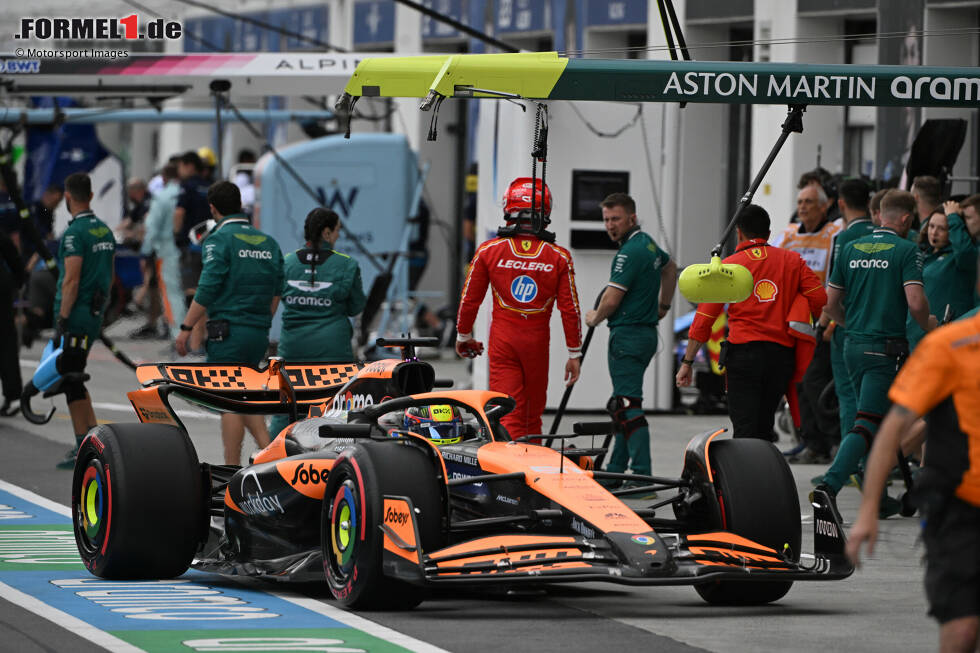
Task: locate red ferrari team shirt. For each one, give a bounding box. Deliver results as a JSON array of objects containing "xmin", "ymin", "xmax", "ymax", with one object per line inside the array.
[
  {"xmin": 689, "ymin": 239, "xmax": 827, "ymax": 347},
  {"xmin": 457, "ymin": 236, "xmax": 582, "ymax": 354}
]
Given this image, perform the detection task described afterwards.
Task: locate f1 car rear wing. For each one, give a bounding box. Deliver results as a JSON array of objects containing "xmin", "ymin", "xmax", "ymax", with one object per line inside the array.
[
  {"xmin": 129, "ymin": 360, "xmax": 362, "ymax": 430},
  {"xmin": 128, "ymin": 353, "xmax": 440, "ymax": 430}
]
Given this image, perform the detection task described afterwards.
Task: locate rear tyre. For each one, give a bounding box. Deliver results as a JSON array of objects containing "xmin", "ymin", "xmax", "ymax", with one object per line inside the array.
[
  {"xmin": 322, "ymin": 441, "xmax": 443, "ymax": 610},
  {"xmin": 695, "ymin": 438, "xmax": 801, "ymax": 605},
  {"xmin": 72, "ymin": 423, "xmax": 204, "ymax": 579}
]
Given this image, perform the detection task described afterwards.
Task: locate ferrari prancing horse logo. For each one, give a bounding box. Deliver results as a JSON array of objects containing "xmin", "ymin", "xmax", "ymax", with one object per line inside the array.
[{"xmin": 520, "ymin": 239, "xmax": 531, "ymax": 252}]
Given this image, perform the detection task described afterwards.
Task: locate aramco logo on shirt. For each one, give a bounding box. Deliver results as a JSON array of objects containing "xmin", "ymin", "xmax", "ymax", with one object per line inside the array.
[{"xmin": 511, "ymin": 275, "xmax": 538, "ymax": 303}]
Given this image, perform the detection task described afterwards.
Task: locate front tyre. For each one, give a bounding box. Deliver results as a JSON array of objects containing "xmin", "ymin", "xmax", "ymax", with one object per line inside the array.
[
  {"xmin": 72, "ymin": 423, "xmax": 204, "ymax": 579},
  {"xmin": 695, "ymin": 438, "xmax": 801, "ymax": 605},
  {"xmin": 322, "ymin": 441, "xmax": 443, "ymax": 610}
]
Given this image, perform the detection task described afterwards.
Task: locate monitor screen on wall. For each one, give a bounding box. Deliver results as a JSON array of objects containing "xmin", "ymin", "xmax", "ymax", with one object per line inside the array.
[{"xmin": 570, "ymin": 169, "xmax": 629, "ymax": 249}]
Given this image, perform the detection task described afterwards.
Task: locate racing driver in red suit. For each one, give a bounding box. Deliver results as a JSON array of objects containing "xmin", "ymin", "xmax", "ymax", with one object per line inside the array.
[{"xmin": 456, "ymin": 178, "xmax": 583, "ymax": 439}]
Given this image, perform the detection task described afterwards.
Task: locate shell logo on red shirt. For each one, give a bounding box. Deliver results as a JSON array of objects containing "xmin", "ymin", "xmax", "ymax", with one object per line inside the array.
[{"xmin": 753, "ymin": 279, "xmax": 778, "ymax": 302}]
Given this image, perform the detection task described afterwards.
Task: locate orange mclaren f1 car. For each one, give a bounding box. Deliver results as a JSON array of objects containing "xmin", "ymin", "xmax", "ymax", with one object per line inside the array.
[{"xmin": 71, "ymin": 337, "xmax": 852, "ymax": 610}]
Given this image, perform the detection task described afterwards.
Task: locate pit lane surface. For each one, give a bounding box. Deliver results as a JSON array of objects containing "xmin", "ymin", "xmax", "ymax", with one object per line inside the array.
[{"xmin": 0, "ymin": 335, "xmax": 934, "ymax": 652}]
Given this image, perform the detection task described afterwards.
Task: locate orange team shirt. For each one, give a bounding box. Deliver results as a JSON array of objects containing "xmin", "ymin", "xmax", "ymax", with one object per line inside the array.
[
  {"xmin": 890, "ymin": 313, "xmax": 980, "ymax": 507},
  {"xmin": 770, "ymin": 219, "xmax": 843, "ymax": 286},
  {"xmin": 689, "ymin": 239, "xmax": 827, "ymax": 347}
]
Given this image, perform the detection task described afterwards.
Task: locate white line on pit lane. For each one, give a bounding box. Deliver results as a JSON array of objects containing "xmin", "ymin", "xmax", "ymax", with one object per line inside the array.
[
  {"xmin": 0, "ymin": 479, "xmax": 450, "ymax": 653},
  {"xmin": 0, "ymin": 482, "xmax": 139, "ymax": 651},
  {"xmin": 0, "ymin": 581, "xmax": 142, "ymax": 653}
]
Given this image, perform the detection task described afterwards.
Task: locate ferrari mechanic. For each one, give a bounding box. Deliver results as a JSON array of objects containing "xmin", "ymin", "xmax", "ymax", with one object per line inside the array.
[
  {"xmin": 587, "ymin": 192, "xmax": 677, "ymax": 479},
  {"xmin": 455, "ymin": 177, "xmax": 582, "ymax": 440},
  {"xmin": 677, "ymin": 204, "xmax": 826, "ymax": 440}
]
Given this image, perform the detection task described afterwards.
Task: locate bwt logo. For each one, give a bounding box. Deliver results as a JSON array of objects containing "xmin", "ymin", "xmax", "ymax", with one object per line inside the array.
[
  {"xmin": 510, "ymin": 275, "xmax": 538, "ymax": 303},
  {"xmin": 316, "ymin": 186, "xmax": 359, "ymax": 218},
  {"xmin": 0, "ymin": 60, "xmax": 39, "ymax": 74}
]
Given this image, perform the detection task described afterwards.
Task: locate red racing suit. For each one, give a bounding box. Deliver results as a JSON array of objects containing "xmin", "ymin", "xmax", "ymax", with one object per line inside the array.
[{"xmin": 457, "ymin": 235, "xmax": 582, "ymax": 439}]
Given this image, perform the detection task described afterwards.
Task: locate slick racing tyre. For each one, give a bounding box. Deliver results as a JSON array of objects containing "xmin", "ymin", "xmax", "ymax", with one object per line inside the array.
[
  {"xmin": 72, "ymin": 423, "xmax": 205, "ymax": 579},
  {"xmin": 322, "ymin": 440, "xmax": 444, "ymax": 610},
  {"xmin": 695, "ymin": 438, "xmax": 801, "ymax": 605}
]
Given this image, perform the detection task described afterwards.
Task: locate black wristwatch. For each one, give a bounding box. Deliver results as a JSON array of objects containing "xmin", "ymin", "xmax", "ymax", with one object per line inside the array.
[
  {"xmin": 681, "ymin": 358, "xmax": 695, "ymax": 366},
  {"xmin": 179, "ymin": 323, "xmax": 193, "ymax": 332}
]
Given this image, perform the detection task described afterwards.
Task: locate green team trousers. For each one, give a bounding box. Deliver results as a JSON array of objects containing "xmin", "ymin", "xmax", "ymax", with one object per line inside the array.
[
  {"xmin": 605, "ymin": 325, "xmax": 657, "ymax": 476},
  {"xmin": 822, "ymin": 337, "xmax": 900, "ymax": 492},
  {"xmin": 830, "ymin": 327, "xmax": 857, "ymax": 442}
]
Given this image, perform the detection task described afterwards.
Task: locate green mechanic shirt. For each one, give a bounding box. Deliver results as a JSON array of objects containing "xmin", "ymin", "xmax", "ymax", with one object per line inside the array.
[
  {"xmin": 279, "ymin": 246, "xmax": 367, "ymax": 361},
  {"xmin": 194, "ymin": 215, "xmax": 284, "ymax": 329},
  {"xmin": 53, "ymin": 210, "xmax": 115, "ymax": 338},
  {"xmin": 607, "ymin": 227, "xmax": 671, "ymax": 328},
  {"xmin": 916, "ymin": 212, "xmax": 977, "ymax": 320},
  {"xmin": 829, "ymin": 217, "xmax": 875, "ymax": 283},
  {"xmin": 828, "ymin": 227, "xmax": 923, "ymax": 341},
  {"xmin": 948, "ymin": 211, "xmax": 980, "ymax": 308}
]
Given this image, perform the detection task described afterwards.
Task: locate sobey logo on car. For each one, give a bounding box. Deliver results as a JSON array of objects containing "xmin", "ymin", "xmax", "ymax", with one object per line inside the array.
[
  {"xmin": 385, "ymin": 506, "xmax": 409, "ymax": 526},
  {"xmin": 510, "ymin": 275, "xmax": 538, "ymax": 303},
  {"xmin": 289, "ymin": 462, "xmax": 324, "ymax": 485}
]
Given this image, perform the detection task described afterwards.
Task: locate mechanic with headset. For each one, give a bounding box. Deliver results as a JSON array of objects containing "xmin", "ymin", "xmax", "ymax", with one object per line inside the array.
[
  {"xmin": 816, "ymin": 189, "xmax": 937, "ymax": 518},
  {"xmin": 587, "ymin": 193, "xmax": 677, "ymax": 482},
  {"xmin": 268, "ymin": 207, "xmax": 366, "ymax": 437},
  {"xmin": 53, "ymin": 173, "xmax": 116, "ymax": 469},
  {"xmin": 456, "ymin": 177, "xmax": 582, "ymax": 440},
  {"xmin": 847, "ymin": 254, "xmax": 980, "ymax": 652},
  {"xmin": 176, "ymin": 181, "xmax": 284, "ymax": 465},
  {"xmin": 677, "ymin": 205, "xmax": 824, "ymax": 441}
]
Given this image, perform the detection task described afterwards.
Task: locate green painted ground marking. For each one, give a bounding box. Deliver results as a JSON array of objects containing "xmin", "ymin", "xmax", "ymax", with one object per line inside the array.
[
  {"xmin": 0, "ymin": 525, "xmax": 84, "ymax": 570},
  {"xmin": 115, "ymin": 627, "xmax": 412, "ymax": 652}
]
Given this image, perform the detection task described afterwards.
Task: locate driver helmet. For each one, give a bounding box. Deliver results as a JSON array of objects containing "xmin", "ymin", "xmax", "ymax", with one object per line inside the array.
[
  {"xmin": 403, "ymin": 404, "xmax": 463, "ymax": 445},
  {"xmin": 503, "ymin": 177, "xmax": 552, "ymax": 224}
]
